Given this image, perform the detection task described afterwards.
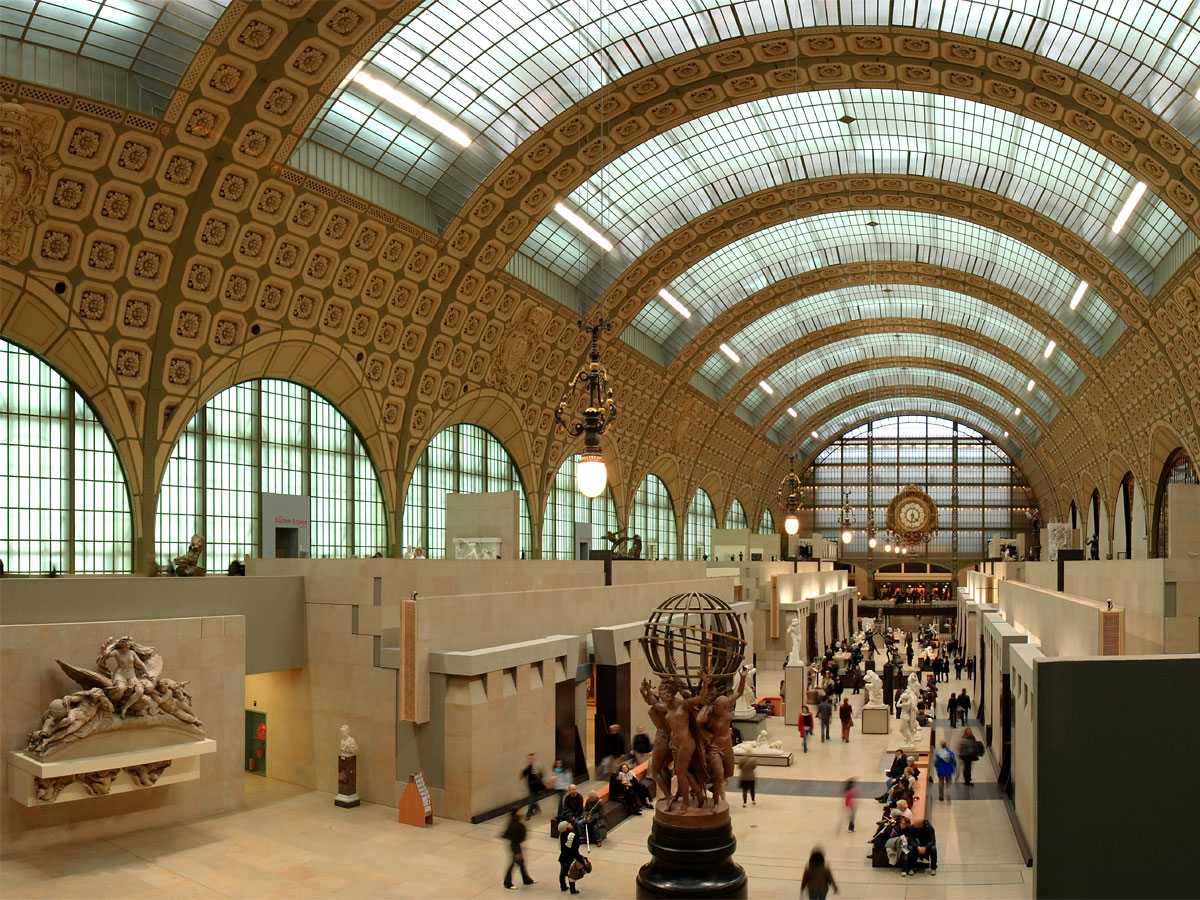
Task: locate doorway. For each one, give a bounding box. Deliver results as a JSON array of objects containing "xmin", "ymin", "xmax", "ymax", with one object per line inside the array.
[
  {"xmin": 275, "ymin": 527, "xmax": 299, "ymax": 558},
  {"xmin": 245, "ymin": 710, "xmax": 267, "ymax": 776}
]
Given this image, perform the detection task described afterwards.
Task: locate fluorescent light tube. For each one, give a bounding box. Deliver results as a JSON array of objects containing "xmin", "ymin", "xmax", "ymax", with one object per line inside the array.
[
  {"xmin": 811, "ymin": 431, "xmax": 819, "ymax": 439},
  {"xmin": 1027, "ymin": 379, "xmax": 1035, "ymax": 392},
  {"xmin": 353, "ymin": 71, "xmax": 471, "ymax": 147},
  {"xmin": 1069, "ymin": 280, "xmax": 1088, "ymax": 311},
  {"xmin": 787, "ymin": 408, "xmax": 798, "ymax": 418},
  {"xmin": 1043, "ymin": 340, "xmax": 1056, "ymax": 359},
  {"xmin": 759, "ymin": 380, "xmax": 774, "ymax": 395},
  {"xmin": 719, "ymin": 343, "xmax": 740, "ymax": 363},
  {"xmin": 1014, "ymin": 407, "xmax": 1022, "ymax": 417},
  {"xmin": 553, "ymin": 203, "xmax": 614, "ymax": 252},
  {"xmin": 1111, "ymin": 181, "xmax": 1147, "ymax": 235},
  {"xmin": 658, "ymin": 289, "xmax": 691, "ymax": 319}
]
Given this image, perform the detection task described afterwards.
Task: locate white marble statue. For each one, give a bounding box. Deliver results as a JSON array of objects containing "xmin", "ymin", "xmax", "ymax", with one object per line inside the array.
[
  {"xmin": 786, "ymin": 613, "xmax": 803, "ymax": 666},
  {"xmin": 897, "ymin": 689, "xmax": 921, "ymax": 749},
  {"xmin": 863, "ymin": 670, "xmax": 885, "ymax": 708},
  {"xmin": 734, "ymin": 729, "xmax": 786, "ymax": 755},
  {"xmin": 339, "ymin": 724, "xmax": 358, "ymax": 757},
  {"xmin": 465, "ymin": 541, "xmax": 480, "ymax": 559},
  {"xmin": 906, "ymin": 671, "xmax": 922, "ymax": 698},
  {"xmin": 733, "ymin": 664, "xmax": 757, "ymax": 714}
]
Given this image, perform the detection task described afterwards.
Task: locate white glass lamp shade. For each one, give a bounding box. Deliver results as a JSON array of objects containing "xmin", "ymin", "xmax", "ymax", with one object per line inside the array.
[
  {"xmin": 884, "ymin": 543, "xmax": 892, "ymax": 552},
  {"xmin": 841, "ymin": 529, "xmax": 853, "ymax": 544},
  {"xmin": 784, "ymin": 514, "xmax": 800, "ymax": 535},
  {"xmin": 901, "ymin": 547, "xmax": 909, "ymax": 555},
  {"xmin": 576, "ymin": 452, "xmax": 608, "ymax": 499},
  {"xmin": 868, "ymin": 536, "xmax": 877, "ymax": 549}
]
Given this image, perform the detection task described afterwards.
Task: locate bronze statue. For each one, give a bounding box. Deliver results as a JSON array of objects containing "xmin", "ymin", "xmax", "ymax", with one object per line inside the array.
[
  {"xmin": 173, "ymin": 534, "xmax": 206, "ymax": 576},
  {"xmin": 697, "ymin": 668, "xmax": 747, "ymax": 805},
  {"xmin": 602, "ymin": 528, "xmax": 643, "ymax": 560}
]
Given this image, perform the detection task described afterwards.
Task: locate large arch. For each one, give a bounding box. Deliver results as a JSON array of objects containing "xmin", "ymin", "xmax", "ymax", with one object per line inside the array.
[
  {"xmin": 0, "ymin": 337, "xmax": 135, "ymax": 574},
  {"xmin": 154, "ymin": 377, "xmax": 390, "ymax": 567}
]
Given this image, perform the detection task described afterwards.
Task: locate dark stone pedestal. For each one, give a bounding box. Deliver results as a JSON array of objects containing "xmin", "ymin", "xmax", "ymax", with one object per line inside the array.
[
  {"xmin": 636, "ymin": 800, "xmax": 746, "ymax": 898},
  {"xmin": 335, "ymin": 754, "xmax": 359, "ymax": 808}
]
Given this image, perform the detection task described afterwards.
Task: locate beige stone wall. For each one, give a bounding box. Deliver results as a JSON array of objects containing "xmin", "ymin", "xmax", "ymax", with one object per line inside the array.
[
  {"xmin": 1063, "ymin": 559, "xmax": 1200, "ymax": 654},
  {"xmin": 444, "ymin": 490, "xmax": 519, "ymax": 559},
  {"xmin": 998, "ymin": 580, "xmax": 1104, "ymax": 657},
  {"xmin": 1, "ymin": 616, "xmax": 244, "ymax": 852},
  {"xmin": 1009, "ymin": 643, "xmax": 1041, "ymax": 853}
]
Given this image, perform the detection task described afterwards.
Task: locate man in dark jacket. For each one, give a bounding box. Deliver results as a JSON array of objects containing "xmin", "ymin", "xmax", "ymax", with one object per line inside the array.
[
  {"xmin": 817, "ymin": 697, "xmax": 833, "ymax": 742},
  {"xmin": 559, "ymin": 783, "xmax": 583, "ymax": 823},
  {"xmin": 632, "ymin": 725, "xmax": 652, "ymax": 762},
  {"xmin": 521, "ymin": 753, "xmax": 545, "ymax": 817},
  {"xmin": 601, "ymin": 724, "xmax": 627, "ymax": 775},
  {"xmin": 557, "ymin": 820, "xmax": 585, "ymax": 894},
  {"xmin": 901, "ymin": 820, "xmax": 938, "ymax": 876}
]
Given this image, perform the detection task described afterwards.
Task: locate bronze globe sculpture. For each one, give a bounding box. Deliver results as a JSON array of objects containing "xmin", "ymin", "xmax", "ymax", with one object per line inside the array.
[
  {"xmin": 640, "ymin": 591, "xmax": 746, "ymax": 695},
  {"xmin": 636, "ymin": 592, "xmax": 747, "ymax": 898}
]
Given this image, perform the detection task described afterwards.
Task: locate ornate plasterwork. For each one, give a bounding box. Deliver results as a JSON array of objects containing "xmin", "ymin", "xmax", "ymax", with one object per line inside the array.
[{"xmin": 0, "ymin": 101, "xmax": 60, "ymax": 264}]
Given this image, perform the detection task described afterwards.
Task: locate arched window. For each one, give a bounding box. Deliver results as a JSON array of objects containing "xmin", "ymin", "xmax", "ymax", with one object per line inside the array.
[
  {"xmin": 541, "ymin": 453, "xmax": 618, "ymax": 559},
  {"xmin": 759, "ymin": 508, "xmax": 775, "ymax": 534},
  {"xmin": 1, "ymin": 339, "xmax": 133, "ymax": 573},
  {"xmin": 630, "ymin": 474, "xmax": 677, "ymax": 560},
  {"xmin": 726, "ymin": 499, "xmax": 748, "ymax": 530},
  {"xmin": 156, "ymin": 380, "xmax": 388, "ymax": 567},
  {"xmin": 1154, "ymin": 449, "xmax": 1197, "ymax": 558},
  {"xmin": 801, "ymin": 415, "xmax": 1033, "ymax": 555},
  {"xmin": 402, "ymin": 423, "xmax": 532, "ymax": 559},
  {"xmin": 1069, "ymin": 500, "xmax": 1077, "ymax": 530},
  {"xmin": 683, "ymin": 489, "xmax": 717, "ymax": 560},
  {"xmin": 1118, "ymin": 472, "xmax": 1135, "ymax": 559}
]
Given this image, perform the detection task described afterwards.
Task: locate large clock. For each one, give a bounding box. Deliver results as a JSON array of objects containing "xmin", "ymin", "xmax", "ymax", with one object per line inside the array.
[{"xmin": 886, "ymin": 484, "xmax": 938, "ymax": 547}]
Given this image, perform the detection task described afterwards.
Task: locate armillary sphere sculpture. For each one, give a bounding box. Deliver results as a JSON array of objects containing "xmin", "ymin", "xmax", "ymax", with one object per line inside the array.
[{"xmin": 636, "ymin": 592, "xmax": 748, "ymax": 898}]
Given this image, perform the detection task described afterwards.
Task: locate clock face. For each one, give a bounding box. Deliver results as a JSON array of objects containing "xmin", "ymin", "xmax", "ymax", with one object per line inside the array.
[{"xmin": 898, "ymin": 500, "xmax": 927, "ymax": 530}]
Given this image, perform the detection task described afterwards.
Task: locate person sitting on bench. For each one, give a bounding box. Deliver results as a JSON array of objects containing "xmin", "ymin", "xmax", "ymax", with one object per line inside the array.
[
  {"xmin": 610, "ymin": 763, "xmax": 651, "ymax": 814},
  {"xmin": 901, "ymin": 820, "xmax": 937, "ymax": 876}
]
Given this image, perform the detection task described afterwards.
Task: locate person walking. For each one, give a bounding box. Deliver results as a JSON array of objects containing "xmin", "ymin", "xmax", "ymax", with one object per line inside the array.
[
  {"xmin": 954, "ymin": 655, "xmax": 964, "ymax": 679},
  {"xmin": 959, "ymin": 728, "xmax": 981, "ymax": 786},
  {"xmin": 933, "ymin": 740, "xmax": 957, "ymax": 801},
  {"xmin": 557, "ymin": 820, "xmax": 585, "ymax": 894},
  {"xmin": 502, "ymin": 810, "xmax": 536, "ymax": 890},
  {"xmin": 838, "ymin": 698, "xmax": 854, "ymax": 742},
  {"xmin": 956, "ymin": 689, "xmax": 972, "ymax": 726},
  {"xmin": 521, "ymin": 753, "xmax": 545, "ymax": 818},
  {"xmin": 946, "ymin": 691, "xmax": 958, "ymax": 728},
  {"xmin": 799, "ymin": 704, "xmax": 814, "ymax": 753},
  {"xmin": 737, "ymin": 754, "xmax": 758, "ymax": 807},
  {"xmin": 843, "ymin": 778, "xmax": 858, "ymax": 832},
  {"xmin": 800, "ymin": 847, "xmax": 839, "ymax": 899},
  {"xmin": 966, "ymin": 656, "xmax": 975, "ymax": 679},
  {"xmin": 818, "ymin": 697, "xmax": 833, "ymax": 742}
]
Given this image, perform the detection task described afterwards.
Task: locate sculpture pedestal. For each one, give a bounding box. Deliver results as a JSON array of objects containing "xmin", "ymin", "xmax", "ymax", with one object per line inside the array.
[
  {"xmin": 861, "ymin": 705, "xmax": 890, "ymax": 735},
  {"xmin": 335, "ymin": 754, "xmax": 359, "ymax": 808},
  {"xmin": 636, "ymin": 800, "xmax": 746, "ymax": 898},
  {"xmin": 783, "ymin": 666, "xmax": 805, "ymax": 725}
]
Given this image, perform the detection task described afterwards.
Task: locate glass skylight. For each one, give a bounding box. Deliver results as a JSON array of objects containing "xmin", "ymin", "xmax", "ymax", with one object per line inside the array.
[
  {"xmin": 523, "ymin": 91, "xmax": 1186, "ymax": 303},
  {"xmin": 692, "ymin": 282, "xmax": 1084, "ymax": 397},
  {"xmin": 757, "ymin": 368, "xmax": 1041, "ymax": 445},
  {"xmin": 731, "ymin": 334, "xmax": 1060, "ymax": 425},
  {"xmin": 300, "ymin": 0, "xmax": 1200, "ymax": 224},
  {"xmin": 1, "ymin": 0, "xmax": 230, "ymax": 117},
  {"xmin": 643, "ymin": 210, "xmax": 1120, "ymax": 358}
]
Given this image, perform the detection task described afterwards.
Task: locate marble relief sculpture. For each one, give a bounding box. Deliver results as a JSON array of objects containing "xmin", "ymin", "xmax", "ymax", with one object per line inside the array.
[{"xmin": 27, "ymin": 635, "xmax": 204, "ymax": 759}]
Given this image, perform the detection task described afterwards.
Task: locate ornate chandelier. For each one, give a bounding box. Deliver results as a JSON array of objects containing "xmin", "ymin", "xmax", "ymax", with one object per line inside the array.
[
  {"xmin": 554, "ymin": 319, "xmax": 617, "ymax": 498},
  {"xmin": 778, "ymin": 455, "xmax": 801, "ymax": 536}
]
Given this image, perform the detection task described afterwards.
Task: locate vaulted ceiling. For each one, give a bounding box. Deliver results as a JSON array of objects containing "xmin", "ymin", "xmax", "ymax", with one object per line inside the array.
[{"xmin": 2, "ymin": 0, "xmax": 1198, "ymax": 567}]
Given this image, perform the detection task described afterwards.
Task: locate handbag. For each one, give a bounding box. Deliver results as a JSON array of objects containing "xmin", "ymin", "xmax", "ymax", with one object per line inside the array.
[{"xmin": 568, "ymin": 857, "xmax": 591, "ymax": 880}]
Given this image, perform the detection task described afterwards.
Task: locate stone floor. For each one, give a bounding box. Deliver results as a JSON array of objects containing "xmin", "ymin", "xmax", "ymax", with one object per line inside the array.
[{"xmin": 1, "ymin": 674, "xmax": 1030, "ymax": 899}]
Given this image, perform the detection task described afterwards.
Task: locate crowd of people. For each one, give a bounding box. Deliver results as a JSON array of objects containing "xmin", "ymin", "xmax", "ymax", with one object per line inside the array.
[
  {"xmin": 874, "ymin": 585, "xmax": 952, "ymax": 604},
  {"xmin": 504, "ymin": 622, "xmax": 983, "ymax": 893}
]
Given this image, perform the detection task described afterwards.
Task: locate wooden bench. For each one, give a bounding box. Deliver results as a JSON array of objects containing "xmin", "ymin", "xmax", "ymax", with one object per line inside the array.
[{"xmin": 550, "ymin": 760, "xmax": 651, "ymax": 837}]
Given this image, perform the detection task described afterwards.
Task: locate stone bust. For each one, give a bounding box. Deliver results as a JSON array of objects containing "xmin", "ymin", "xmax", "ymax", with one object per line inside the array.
[{"xmin": 338, "ymin": 724, "xmax": 358, "ymax": 757}]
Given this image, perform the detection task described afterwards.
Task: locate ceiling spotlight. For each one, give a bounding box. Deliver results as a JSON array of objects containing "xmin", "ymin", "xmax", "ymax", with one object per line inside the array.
[{"xmin": 1014, "ymin": 407, "xmax": 1022, "ymax": 417}]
